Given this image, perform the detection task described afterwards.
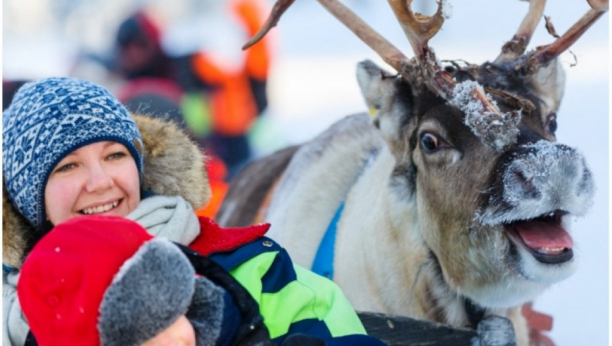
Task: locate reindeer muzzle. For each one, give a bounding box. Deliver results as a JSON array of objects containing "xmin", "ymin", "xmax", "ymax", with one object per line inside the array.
[{"xmin": 475, "ymin": 140, "xmax": 594, "ymax": 263}]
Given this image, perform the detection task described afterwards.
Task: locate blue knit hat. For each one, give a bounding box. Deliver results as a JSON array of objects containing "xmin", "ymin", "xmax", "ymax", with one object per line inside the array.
[{"xmin": 3, "ymin": 77, "xmax": 144, "ymax": 230}]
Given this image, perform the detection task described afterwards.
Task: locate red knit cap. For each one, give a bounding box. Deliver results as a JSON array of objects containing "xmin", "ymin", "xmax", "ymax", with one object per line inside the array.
[{"xmin": 16, "ymin": 215, "xmax": 194, "ymax": 346}]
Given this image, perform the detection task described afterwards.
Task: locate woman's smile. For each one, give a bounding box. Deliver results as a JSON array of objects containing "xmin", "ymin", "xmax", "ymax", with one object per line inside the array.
[
  {"xmin": 79, "ymin": 199, "xmax": 122, "ymax": 215},
  {"xmin": 45, "ymin": 141, "xmax": 141, "ymax": 225}
]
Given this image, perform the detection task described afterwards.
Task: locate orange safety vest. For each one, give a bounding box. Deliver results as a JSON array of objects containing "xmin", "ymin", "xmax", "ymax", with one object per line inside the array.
[{"xmin": 191, "ymin": 0, "xmax": 271, "ymax": 137}]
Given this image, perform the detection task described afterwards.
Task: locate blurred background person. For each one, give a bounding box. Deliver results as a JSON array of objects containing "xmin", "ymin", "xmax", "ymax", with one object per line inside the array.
[
  {"xmin": 4, "ymin": 0, "xmax": 275, "ymax": 217},
  {"xmin": 111, "ymin": 2, "xmax": 272, "ymax": 180}
]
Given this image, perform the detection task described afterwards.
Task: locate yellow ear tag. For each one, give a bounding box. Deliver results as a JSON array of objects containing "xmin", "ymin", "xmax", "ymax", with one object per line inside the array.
[{"xmin": 368, "ymin": 108, "xmax": 377, "ymax": 117}]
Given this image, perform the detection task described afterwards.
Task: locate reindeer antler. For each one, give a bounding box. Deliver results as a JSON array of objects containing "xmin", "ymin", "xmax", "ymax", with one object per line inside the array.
[
  {"xmin": 495, "ymin": 0, "xmax": 547, "ymax": 63},
  {"xmin": 386, "ymin": 0, "xmax": 446, "ymax": 60},
  {"xmin": 243, "ymin": 0, "xmax": 526, "ymax": 151},
  {"xmin": 385, "ymin": 0, "xmax": 451, "ymax": 96},
  {"xmin": 387, "ymin": 1, "xmax": 521, "ymax": 151},
  {"xmin": 243, "ymin": 0, "xmax": 415, "ymax": 82},
  {"xmin": 242, "ymin": 0, "xmax": 295, "ymax": 50},
  {"xmin": 587, "ymin": 0, "xmax": 608, "ymax": 11},
  {"xmin": 519, "ymin": 1, "xmax": 608, "ymax": 73}
]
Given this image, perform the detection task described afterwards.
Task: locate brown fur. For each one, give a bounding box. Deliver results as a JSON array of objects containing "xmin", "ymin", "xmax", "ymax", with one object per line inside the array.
[
  {"xmin": 3, "ymin": 114, "xmax": 210, "ymax": 269},
  {"xmin": 216, "ymin": 145, "xmax": 299, "ymax": 227},
  {"xmin": 2, "ymin": 183, "xmax": 32, "ymax": 269}
]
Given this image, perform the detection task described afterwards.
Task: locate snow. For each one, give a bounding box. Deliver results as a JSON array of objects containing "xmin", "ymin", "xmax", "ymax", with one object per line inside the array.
[
  {"xmin": 2, "ymin": 0, "xmax": 608, "ymax": 344},
  {"xmin": 450, "ymin": 80, "xmax": 521, "ymax": 151}
]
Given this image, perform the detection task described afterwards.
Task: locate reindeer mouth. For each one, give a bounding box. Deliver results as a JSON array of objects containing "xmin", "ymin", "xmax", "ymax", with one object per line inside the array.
[{"xmin": 504, "ymin": 210, "xmax": 573, "ymax": 264}]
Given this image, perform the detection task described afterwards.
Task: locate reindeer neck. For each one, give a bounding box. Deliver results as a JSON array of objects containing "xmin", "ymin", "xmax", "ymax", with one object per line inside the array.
[
  {"xmin": 336, "ymin": 146, "xmax": 499, "ymax": 327},
  {"xmin": 334, "ymin": 146, "xmax": 426, "ymax": 314},
  {"xmin": 420, "ymin": 250, "xmax": 488, "ymax": 327}
]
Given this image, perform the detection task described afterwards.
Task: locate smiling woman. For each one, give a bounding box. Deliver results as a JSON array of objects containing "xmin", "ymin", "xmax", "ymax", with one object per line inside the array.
[
  {"xmin": 2, "ymin": 77, "xmax": 386, "ymax": 346},
  {"xmin": 3, "ymin": 80, "xmax": 145, "ymax": 238},
  {"xmin": 44, "ymin": 141, "xmax": 141, "ymax": 225}
]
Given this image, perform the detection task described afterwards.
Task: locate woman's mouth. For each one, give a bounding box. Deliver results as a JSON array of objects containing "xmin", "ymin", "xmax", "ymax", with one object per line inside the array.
[{"xmin": 80, "ymin": 200, "xmax": 121, "ymax": 215}]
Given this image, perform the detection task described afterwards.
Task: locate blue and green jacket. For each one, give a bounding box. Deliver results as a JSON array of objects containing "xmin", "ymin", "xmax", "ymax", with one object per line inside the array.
[{"xmin": 188, "ymin": 217, "xmax": 386, "ymax": 346}]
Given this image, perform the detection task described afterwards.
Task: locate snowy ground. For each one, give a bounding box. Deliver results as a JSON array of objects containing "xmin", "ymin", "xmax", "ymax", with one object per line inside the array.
[{"xmin": 3, "ymin": 0, "xmax": 609, "ymax": 344}]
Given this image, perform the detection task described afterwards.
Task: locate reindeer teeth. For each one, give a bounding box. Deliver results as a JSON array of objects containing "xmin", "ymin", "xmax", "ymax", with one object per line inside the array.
[{"xmin": 536, "ymin": 247, "xmax": 567, "ymax": 255}]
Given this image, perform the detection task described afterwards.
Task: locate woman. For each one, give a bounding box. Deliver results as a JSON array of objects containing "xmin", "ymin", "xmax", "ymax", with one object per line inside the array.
[{"xmin": 3, "ymin": 78, "xmax": 384, "ymax": 346}]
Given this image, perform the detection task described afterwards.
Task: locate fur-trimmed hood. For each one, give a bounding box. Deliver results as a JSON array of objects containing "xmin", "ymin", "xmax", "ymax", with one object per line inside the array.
[{"xmin": 3, "ymin": 114, "xmax": 211, "ymax": 269}]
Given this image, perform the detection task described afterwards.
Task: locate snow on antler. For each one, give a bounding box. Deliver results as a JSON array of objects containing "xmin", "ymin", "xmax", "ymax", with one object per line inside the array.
[{"xmin": 450, "ymin": 81, "xmax": 521, "ymax": 151}]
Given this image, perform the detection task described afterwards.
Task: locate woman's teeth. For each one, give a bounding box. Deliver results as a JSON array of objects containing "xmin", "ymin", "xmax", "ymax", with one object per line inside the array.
[{"xmin": 81, "ymin": 201, "xmax": 119, "ymax": 215}]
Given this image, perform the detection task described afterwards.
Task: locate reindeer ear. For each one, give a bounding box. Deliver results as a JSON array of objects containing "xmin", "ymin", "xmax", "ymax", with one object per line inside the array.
[
  {"xmin": 529, "ymin": 59, "xmax": 566, "ymax": 113},
  {"xmin": 356, "ymin": 60, "xmax": 416, "ymax": 159},
  {"xmin": 356, "ymin": 60, "xmax": 398, "ymax": 123}
]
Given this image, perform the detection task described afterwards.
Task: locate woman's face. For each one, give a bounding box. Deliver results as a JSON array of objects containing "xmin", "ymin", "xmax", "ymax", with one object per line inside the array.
[
  {"xmin": 44, "ymin": 141, "xmax": 140, "ymax": 225},
  {"xmin": 140, "ymin": 315, "xmax": 196, "ymax": 346}
]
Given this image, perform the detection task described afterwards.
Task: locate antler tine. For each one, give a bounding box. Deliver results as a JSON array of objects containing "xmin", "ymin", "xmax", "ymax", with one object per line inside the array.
[
  {"xmin": 244, "ymin": 0, "xmax": 520, "ymax": 151},
  {"xmin": 242, "ymin": 0, "xmax": 295, "ymax": 50},
  {"xmin": 315, "ymin": 0, "xmax": 412, "ymax": 78},
  {"xmin": 386, "ymin": 0, "xmax": 446, "ymax": 61},
  {"xmin": 587, "ymin": 0, "xmax": 608, "ymax": 11},
  {"xmin": 495, "ymin": 0, "xmax": 547, "ymax": 63},
  {"xmin": 385, "ymin": 0, "xmax": 457, "ymax": 96},
  {"xmin": 523, "ymin": 2, "xmax": 607, "ymax": 72},
  {"xmin": 386, "ymin": 1, "xmax": 523, "ymax": 151},
  {"xmin": 243, "ymin": 0, "xmax": 414, "ymax": 80}
]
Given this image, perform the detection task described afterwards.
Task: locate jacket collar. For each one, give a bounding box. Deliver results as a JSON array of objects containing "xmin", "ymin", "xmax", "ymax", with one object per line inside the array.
[{"xmin": 190, "ymin": 216, "xmax": 270, "ymax": 256}]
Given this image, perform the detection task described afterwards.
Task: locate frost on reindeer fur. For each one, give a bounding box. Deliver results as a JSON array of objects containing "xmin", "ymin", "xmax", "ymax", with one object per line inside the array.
[
  {"xmin": 449, "ymin": 80, "xmax": 521, "ymax": 152},
  {"xmin": 474, "ymin": 140, "xmax": 595, "ymax": 226},
  {"xmin": 502, "ymin": 141, "xmax": 594, "ymax": 210}
]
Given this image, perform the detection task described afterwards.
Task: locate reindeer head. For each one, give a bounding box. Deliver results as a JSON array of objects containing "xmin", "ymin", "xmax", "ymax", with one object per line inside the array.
[
  {"xmin": 245, "ymin": 0, "xmax": 605, "ymax": 309},
  {"xmin": 357, "ymin": 57, "xmax": 596, "ymax": 308}
]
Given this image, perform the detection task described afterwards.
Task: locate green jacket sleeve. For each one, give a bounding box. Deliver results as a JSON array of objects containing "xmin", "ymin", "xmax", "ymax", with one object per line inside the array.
[{"xmin": 210, "ymin": 238, "xmax": 382, "ymax": 345}]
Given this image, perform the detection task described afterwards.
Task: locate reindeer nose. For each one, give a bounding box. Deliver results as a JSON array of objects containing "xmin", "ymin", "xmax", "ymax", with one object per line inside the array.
[
  {"xmin": 476, "ymin": 141, "xmax": 595, "ymax": 226},
  {"xmin": 502, "ymin": 141, "xmax": 594, "ymax": 213},
  {"xmin": 508, "ymin": 165, "xmax": 540, "ymax": 199}
]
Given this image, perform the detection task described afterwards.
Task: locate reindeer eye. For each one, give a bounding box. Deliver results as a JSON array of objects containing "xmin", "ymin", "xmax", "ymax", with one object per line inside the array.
[
  {"xmin": 546, "ymin": 113, "xmax": 558, "ymax": 134},
  {"xmin": 420, "ymin": 133, "xmax": 440, "ymax": 153}
]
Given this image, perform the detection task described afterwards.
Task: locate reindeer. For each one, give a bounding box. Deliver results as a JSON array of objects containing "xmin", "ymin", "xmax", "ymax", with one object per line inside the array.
[{"xmin": 217, "ymin": 0, "xmax": 607, "ymax": 344}]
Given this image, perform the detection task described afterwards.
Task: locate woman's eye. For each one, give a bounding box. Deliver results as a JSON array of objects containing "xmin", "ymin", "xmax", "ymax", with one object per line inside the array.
[
  {"xmin": 420, "ymin": 133, "xmax": 440, "ymax": 153},
  {"xmin": 107, "ymin": 152, "xmax": 127, "ymax": 160},
  {"xmin": 54, "ymin": 163, "xmax": 77, "ymax": 173},
  {"xmin": 546, "ymin": 113, "xmax": 558, "ymax": 135}
]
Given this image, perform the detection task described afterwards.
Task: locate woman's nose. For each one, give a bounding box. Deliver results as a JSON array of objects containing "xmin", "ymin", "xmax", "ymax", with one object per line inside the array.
[{"xmin": 84, "ymin": 164, "xmax": 114, "ymax": 192}]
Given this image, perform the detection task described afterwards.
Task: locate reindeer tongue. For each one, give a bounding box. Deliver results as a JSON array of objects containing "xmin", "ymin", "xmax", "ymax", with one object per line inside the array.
[{"xmin": 511, "ymin": 219, "xmax": 573, "ymax": 251}]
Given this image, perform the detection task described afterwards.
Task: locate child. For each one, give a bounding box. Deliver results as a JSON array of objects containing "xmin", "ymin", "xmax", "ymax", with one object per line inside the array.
[
  {"xmin": 18, "ymin": 216, "xmax": 264, "ymax": 346},
  {"xmin": 3, "ymin": 77, "xmax": 386, "ymax": 346}
]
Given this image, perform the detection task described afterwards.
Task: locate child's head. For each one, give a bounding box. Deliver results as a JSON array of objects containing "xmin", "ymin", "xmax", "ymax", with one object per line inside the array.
[
  {"xmin": 3, "ymin": 77, "xmax": 144, "ymax": 231},
  {"xmin": 18, "ymin": 216, "xmax": 196, "ymax": 346}
]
